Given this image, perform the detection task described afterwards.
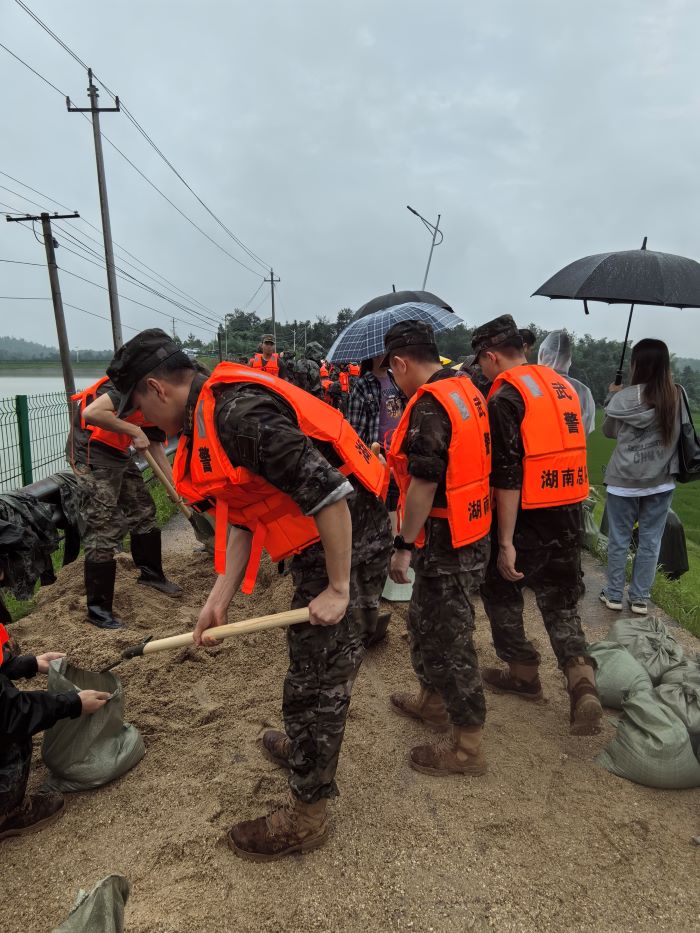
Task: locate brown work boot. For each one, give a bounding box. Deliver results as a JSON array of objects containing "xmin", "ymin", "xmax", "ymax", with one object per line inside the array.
[
  {"xmin": 390, "ymin": 687, "xmax": 449, "ymax": 732},
  {"xmin": 261, "ymin": 730, "xmax": 291, "ymax": 769},
  {"xmin": 227, "ymin": 793, "xmax": 329, "ymax": 862},
  {"xmin": 0, "ymin": 793, "xmax": 65, "ymax": 841},
  {"xmin": 409, "ymin": 725, "xmax": 487, "ymax": 777},
  {"xmin": 482, "ymin": 662, "xmax": 543, "ymax": 700},
  {"xmin": 565, "ymin": 657, "xmax": 603, "ymax": 736}
]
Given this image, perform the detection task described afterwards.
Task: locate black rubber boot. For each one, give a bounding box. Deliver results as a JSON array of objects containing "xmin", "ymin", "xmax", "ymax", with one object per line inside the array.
[
  {"xmin": 359, "ymin": 608, "xmax": 392, "ymax": 648},
  {"xmin": 85, "ymin": 560, "xmax": 124, "ymax": 629},
  {"xmin": 130, "ymin": 529, "xmax": 183, "ymax": 598}
]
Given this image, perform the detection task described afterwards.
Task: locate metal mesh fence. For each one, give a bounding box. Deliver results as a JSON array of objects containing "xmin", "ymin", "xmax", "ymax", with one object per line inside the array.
[{"xmin": 0, "ymin": 392, "xmax": 70, "ymax": 492}]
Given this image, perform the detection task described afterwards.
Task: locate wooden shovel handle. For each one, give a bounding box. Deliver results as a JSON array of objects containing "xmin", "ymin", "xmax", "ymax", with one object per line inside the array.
[
  {"xmin": 142, "ymin": 449, "xmax": 192, "ymax": 519},
  {"xmin": 141, "ymin": 608, "xmax": 309, "ymax": 655}
]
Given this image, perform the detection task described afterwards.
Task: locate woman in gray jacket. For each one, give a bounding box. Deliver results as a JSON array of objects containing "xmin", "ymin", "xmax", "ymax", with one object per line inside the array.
[{"xmin": 600, "ymin": 339, "xmax": 681, "ymax": 614}]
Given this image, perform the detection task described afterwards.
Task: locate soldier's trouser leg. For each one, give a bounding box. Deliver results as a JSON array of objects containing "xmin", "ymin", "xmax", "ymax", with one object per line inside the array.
[
  {"xmin": 284, "ymin": 544, "xmax": 365, "ymax": 804},
  {"xmin": 0, "ymin": 739, "xmax": 31, "ymax": 817},
  {"xmin": 347, "ymin": 488, "xmax": 392, "ymax": 646},
  {"xmin": 119, "ymin": 461, "xmax": 157, "ymax": 536},
  {"xmin": 76, "ymin": 467, "xmax": 128, "ymax": 562},
  {"xmin": 481, "ymin": 549, "xmax": 539, "ymax": 665},
  {"xmin": 408, "ymin": 571, "xmax": 486, "ymax": 728}
]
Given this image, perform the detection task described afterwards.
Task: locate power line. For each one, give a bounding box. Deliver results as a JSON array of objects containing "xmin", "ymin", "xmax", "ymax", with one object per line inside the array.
[
  {"xmin": 0, "ymin": 40, "xmax": 66, "ymax": 97},
  {"xmin": 14, "ymin": 0, "xmax": 89, "ymax": 70},
  {"xmin": 0, "ymin": 258, "xmax": 44, "ymax": 267}
]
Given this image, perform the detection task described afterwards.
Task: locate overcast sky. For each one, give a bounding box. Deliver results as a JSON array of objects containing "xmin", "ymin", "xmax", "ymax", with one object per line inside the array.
[{"xmin": 2, "ymin": 0, "xmax": 700, "ymax": 357}]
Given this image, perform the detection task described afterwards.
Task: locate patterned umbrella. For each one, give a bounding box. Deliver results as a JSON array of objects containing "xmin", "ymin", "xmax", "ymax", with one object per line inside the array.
[{"xmin": 326, "ymin": 302, "xmax": 462, "ymax": 364}]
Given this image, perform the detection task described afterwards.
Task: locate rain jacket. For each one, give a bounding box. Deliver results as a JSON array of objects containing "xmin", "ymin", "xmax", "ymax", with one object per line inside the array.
[
  {"xmin": 537, "ymin": 331, "xmax": 596, "ymax": 434},
  {"xmin": 602, "ymin": 384, "xmax": 682, "ymax": 488}
]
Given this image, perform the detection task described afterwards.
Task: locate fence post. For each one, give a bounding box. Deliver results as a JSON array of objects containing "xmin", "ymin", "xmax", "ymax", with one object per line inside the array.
[{"xmin": 15, "ymin": 395, "xmax": 33, "ymax": 486}]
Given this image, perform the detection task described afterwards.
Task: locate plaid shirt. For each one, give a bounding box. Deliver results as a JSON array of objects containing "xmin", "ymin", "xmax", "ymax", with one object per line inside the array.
[{"xmin": 347, "ymin": 371, "xmax": 405, "ymax": 447}]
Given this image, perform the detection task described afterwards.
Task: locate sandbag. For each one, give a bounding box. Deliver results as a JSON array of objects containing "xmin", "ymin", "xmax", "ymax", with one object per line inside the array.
[
  {"xmin": 608, "ymin": 617, "xmax": 684, "ymax": 685},
  {"xmin": 53, "ymin": 874, "xmax": 130, "ymax": 933},
  {"xmin": 660, "ymin": 656, "xmax": 700, "ymax": 687},
  {"xmin": 588, "ymin": 640, "xmax": 652, "ymax": 709},
  {"xmin": 42, "ymin": 660, "xmax": 144, "ymax": 793},
  {"xmin": 655, "ymin": 683, "xmax": 700, "ymax": 754},
  {"xmin": 596, "ymin": 692, "xmax": 700, "ymax": 789}
]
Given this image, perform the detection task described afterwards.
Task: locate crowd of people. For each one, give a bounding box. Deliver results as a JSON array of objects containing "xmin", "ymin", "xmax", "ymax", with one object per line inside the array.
[{"xmin": 0, "ymin": 313, "xmax": 687, "ymax": 864}]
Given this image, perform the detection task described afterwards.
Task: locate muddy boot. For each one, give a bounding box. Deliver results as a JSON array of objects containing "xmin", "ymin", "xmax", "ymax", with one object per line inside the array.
[
  {"xmin": 85, "ymin": 559, "xmax": 124, "ymax": 629},
  {"xmin": 227, "ymin": 793, "xmax": 329, "ymax": 862},
  {"xmin": 482, "ymin": 662, "xmax": 543, "ymax": 700},
  {"xmin": 0, "ymin": 793, "xmax": 65, "ymax": 840},
  {"xmin": 131, "ymin": 529, "xmax": 183, "ymax": 597},
  {"xmin": 359, "ymin": 608, "xmax": 392, "ymax": 648},
  {"xmin": 390, "ymin": 687, "xmax": 450, "ymax": 732},
  {"xmin": 409, "ymin": 725, "xmax": 487, "ymax": 777},
  {"xmin": 566, "ymin": 657, "xmax": 603, "ymax": 736},
  {"xmin": 261, "ymin": 730, "xmax": 291, "ymax": 769}
]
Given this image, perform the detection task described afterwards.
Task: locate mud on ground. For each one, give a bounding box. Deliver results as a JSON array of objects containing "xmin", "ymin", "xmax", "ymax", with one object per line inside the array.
[{"xmin": 2, "ymin": 518, "xmax": 699, "ymax": 932}]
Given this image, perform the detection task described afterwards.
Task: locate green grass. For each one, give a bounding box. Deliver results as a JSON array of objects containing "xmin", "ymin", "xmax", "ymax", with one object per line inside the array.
[
  {"xmin": 0, "ymin": 360, "xmax": 110, "ymax": 376},
  {"xmin": 588, "ymin": 410, "xmax": 700, "ymax": 637},
  {"xmin": 3, "ymin": 469, "xmax": 179, "ymax": 624}
]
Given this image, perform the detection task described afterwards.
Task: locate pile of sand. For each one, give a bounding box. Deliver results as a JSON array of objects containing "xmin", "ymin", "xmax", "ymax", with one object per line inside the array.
[{"xmin": 2, "ymin": 521, "xmax": 699, "ymax": 932}]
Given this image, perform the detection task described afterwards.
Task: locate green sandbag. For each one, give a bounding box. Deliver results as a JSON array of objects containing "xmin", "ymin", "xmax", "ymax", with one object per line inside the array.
[
  {"xmin": 655, "ymin": 683, "xmax": 700, "ymax": 754},
  {"xmin": 52, "ymin": 875, "xmax": 130, "ymax": 933},
  {"xmin": 660, "ymin": 657, "xmax": 700, "ymax": 687},
  {"xmin": 596, "ymin": 692, "xmax": 700, "ymax": 789},
  {"xmin": 588, "ymin": 641, "xmax": 652, "ymax": 709},
  {"xmin": 608, "ymin": 617, "xmax": 684, "ymax": 685},
  {"xmin": 42, "ymin": 659, "xmax": 144, "ymax": 793}
]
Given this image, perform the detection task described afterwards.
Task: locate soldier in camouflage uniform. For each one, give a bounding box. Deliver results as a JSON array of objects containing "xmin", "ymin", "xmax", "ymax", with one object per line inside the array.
[
  {"xmin": 383, "ymin": 321, "xmax": 491, "ymax": 777},
  {"xmin": 292, "ymin": 341, "xmax": 325, "ymax": 399},
  {"xmin": 472, "ymin": 315, "xmax": 602, "ymax": 735},
  {"xmin": 107, "ymin": 328, "xmax": 391, "ymax": 861}
]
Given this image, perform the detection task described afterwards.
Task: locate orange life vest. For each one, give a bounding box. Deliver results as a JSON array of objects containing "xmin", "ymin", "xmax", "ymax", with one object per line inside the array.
[
  {"xmin": 488, "ymin": 364, "xmax": 589, "ymax": 509},
  {"xmin": 338, "ymin": 371, "xmax": 350, "ymax": 393},
  {"xmin": 319, "ymin": 364, "xmax": 329, "ymax": 378},
  {"xmin": 348, "ymin": 363, "xmax": 360, "ymax": 377},
  {"xmin": 250, "ymin": 352, "xmax": 280, "ymax": 376},
  {"xmin": 173, "ymin": 363, "xmax": 388, "ymax": 592},
  {"xmin": 388, "ymin": 377, "xmax": 492, "ymax": 549},
  {"xmin": 71, "ymin": 377, "xmax": 149, "ymax": 453}
]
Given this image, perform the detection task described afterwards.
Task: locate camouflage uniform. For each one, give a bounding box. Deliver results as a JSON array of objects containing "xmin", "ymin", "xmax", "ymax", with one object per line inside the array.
[
  {"xmin": 480, "ymin": 374, "xmax": 589, "ymax": 669},
  {"xmin": 403, "ymin": 369, "xmax": 489, "ymax": 728},
  {"xmin": 292, "ymin": 342, "xmax": 326, "ymax": 399},
  {"xmin": 185, "ymin": 374, "xmax": 391, "ymax": 803},
  {"xmin": 66, "ymin": 380, "xmax": 160, "ymax": 563}
]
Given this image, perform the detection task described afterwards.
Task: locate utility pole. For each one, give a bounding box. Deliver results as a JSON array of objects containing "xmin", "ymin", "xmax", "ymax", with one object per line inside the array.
[
  {"xmin": 172, "ymin": 317, "xmax": 176, "ymax": 340},
  {"xmin": 6, "ymin": 211, "xmax": 79, "ymax": 399},
  {"xmin": 67, "ymin": 69, "xmax": 123, "ymax": 350},
  {"xmin": 406, "ymin": 206, "xmax": 443, "ymax": 290},
  {"xmin": 264, "ymin": 267, "xmax": 280, "ymax": 342}
]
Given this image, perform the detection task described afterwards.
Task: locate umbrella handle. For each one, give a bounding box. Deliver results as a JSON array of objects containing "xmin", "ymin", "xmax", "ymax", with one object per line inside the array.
[{"xmin": 615, "ymin": 303, "xmax": 635, "ymax": 385}]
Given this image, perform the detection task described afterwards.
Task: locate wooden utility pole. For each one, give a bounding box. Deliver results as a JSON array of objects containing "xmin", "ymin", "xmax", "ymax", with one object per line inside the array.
[
  {"xmin": 67, "ymin": 69, "xmax": 123, "ymax": 350},
  {"xmin": 264, "ymin": 267, "xmax": 280, "ymax": 342},
  {"xmin": 6, "ymin": 211, "xmax": 79, "ymax": 399}
]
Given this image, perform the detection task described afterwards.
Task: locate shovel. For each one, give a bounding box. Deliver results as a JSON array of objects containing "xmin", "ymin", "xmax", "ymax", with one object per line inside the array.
[
  {"xmin": 102, "ymin": 607, "xmax": 309, "ymax": 671},
  {"xmin": 141, "ymin": 449, "xmax": 215, "ymax": 551}
]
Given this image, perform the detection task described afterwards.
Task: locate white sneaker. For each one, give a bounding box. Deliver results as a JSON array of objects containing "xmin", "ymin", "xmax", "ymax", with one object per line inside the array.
[
  {"xmin": 599, "ymin": 591, "xmax": 623, "ymax": 611},
  {"xmin": 630, "ymin": 600, "xmax": 648, "ymax": 615}
]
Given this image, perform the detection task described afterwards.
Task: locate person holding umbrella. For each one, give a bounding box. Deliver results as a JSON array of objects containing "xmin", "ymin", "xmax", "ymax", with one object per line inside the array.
[{"xmin": 472, "ymin": 315, "xmax": 602, "ymax": 736}]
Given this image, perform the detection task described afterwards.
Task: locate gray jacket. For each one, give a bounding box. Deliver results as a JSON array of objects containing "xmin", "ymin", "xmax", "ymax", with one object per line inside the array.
[{"xmin": 602, "ymin": 384, "xmax": 683, "ymax": 488}]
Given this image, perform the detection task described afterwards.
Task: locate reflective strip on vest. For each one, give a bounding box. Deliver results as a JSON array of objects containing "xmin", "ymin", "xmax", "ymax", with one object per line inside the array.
[
  {"xmin": 388, "ymin": 377, "xmax": 492, "ymax": 549},
  {"xmin": 489, "ymin": 364, "xmax": 589, "ymax": 509},
  {"xmin": 173, "ymin": 362, "xmax": 388, "ymax": 587},
  {"xmin": 251, "ymin": 353, "xmax": 280, "ymax": 377}
]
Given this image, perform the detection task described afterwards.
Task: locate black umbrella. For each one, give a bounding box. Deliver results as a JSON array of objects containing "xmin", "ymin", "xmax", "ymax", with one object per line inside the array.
[
  {"xmin": 354, "ymin": 289, "xmax": 453, "ymax": 321},
  {"xmin": 533, "ymin": 237, "xmax": 700, "ymax": 383}
]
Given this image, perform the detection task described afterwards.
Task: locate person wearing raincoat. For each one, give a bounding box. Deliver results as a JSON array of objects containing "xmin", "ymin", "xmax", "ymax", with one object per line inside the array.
[{"xmin": 537, "ymin": 331, "xmax": 596, "ymax": 435}]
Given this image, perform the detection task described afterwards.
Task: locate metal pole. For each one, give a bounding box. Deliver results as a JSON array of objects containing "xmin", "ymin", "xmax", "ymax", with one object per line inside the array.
[
  {"xmin": 270, "ymin": 267, "xmax": 276, "ymax": 343},
  {"xmin": 615, "ymin": 304, "xmax": 635, "ymax": 386},
  {"xmin": 41, "ymin": 213, "xmax": 76, "ymax": 398},
  {"xmin": 15, "ymin": 395, "xmax": 33, "ymax": 486},
  {"xmin": 422, "ymin": 214, "xmax": 441, "ymax": 290}
]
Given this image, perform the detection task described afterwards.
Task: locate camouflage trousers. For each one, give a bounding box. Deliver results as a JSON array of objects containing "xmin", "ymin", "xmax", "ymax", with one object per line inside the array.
[
  {"xmin": 408, "ymin": 570, "xmax": 486, "ymax": 727},
  {"xmin": 0, "ymin": 739, "xmax": 31, "ymax": 816},
  {"xmin": 283, "ymin": 493, "xmax": 391, "ymax": 804},
  {"xmin": 74, "ymin": 461, "xmax": 157, "ymax": 562},
  {"xmin": 480, "ymin": 544, "xmax": 588, "ymax": 669}
]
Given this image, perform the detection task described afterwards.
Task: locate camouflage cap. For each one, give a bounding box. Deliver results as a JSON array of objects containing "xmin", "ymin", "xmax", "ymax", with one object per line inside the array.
[
  {"xmin": 305, "ymin": 341, "xmax": 326, "ymax": 363},
  {"xmin": 380, "ymin": 319, "xmax": 437, "ymax": 368},
  {"xmin": 107, "ymin": 327, "xmax": 186, "ymax": 416},
  {"xmin": 261, "ymin": 334, "xmax": 275, "ymax": 344},
  {"xmin": 471, "ymin": 314, "xmax": 522, "ymax": 357}
]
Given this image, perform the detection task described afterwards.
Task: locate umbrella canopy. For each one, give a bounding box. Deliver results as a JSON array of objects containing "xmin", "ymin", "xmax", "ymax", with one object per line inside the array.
[
  {"xmin": 327, "ymin": 302, "xmax": 461, "ymax": 364},
  {"xmin": 533, "ymin": 243, "xmax": 700, "ymax": 309},
  {"xmin": 353, "ymin": 289, "xmax": 453, "ymax": 320}
]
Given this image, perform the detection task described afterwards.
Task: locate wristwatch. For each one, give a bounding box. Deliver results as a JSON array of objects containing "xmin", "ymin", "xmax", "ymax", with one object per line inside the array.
[{"xmin": 393, "ymin": 534, "xmax": 415, "ymax": 552}]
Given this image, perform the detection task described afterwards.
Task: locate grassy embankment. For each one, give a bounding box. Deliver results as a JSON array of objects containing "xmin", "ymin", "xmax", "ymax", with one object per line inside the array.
[
  {"xmin": 0, "ymin": 360, "xmax": 110, "ymax": 377},
  {"xmin": 588, "ymin": 410, "xmax": 700, "ymax": 637}
]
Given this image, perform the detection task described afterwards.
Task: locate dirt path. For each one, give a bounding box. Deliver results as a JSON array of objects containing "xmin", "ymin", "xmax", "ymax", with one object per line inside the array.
[{"xmin": 3, "ymin": 518, "xmax": 699, "ymax": 932}]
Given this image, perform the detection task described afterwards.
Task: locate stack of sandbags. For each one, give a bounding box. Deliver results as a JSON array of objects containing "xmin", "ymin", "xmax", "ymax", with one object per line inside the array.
[{"xmin": 593, "ymin": 618, "xmax": 700, "ymax": 789}]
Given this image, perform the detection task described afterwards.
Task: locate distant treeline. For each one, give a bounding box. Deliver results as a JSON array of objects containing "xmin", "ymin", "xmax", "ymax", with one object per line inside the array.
[{"xmin": 0, "ymin": 336, "xmax": 112, "ymax": 361}]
